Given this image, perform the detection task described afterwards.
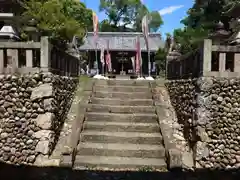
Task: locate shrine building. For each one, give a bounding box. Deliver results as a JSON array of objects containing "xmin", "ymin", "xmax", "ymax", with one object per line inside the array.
[{"xmin": 79, "ymin": 32, "xmax": 164, "ymax": 75}]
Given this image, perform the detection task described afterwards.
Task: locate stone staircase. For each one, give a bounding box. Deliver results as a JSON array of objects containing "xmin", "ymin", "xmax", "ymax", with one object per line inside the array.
[{"xmin": 62, "ymin": 80, "xmax": 168, "ymax": 171}]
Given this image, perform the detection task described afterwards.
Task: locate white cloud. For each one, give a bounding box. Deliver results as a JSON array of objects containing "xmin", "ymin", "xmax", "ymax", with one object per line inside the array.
[
  {"xmin": 158, "ymin": 5, "xmax": 184, "ymax": 15},
  {"xmin": 118, "ymin": 20, "xmax": 134, "ymax": 28}
]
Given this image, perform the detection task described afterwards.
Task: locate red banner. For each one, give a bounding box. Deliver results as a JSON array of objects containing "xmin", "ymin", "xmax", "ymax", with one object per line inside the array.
[
  {"xmin": 92, "ymin": 11, "xmax": 98, "ymax": 42},
  {"xmin": 106, "ymin": 39, "xmax": 112, "ymax": 72}
]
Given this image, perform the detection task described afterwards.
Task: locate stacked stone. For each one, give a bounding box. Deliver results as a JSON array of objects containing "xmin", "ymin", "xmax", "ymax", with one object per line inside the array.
[
  {"xmin": 167, "ymin": 77, "xmax": 240, "ymax": 170},
  {"xmin": 197, "ymin": 77, "xmax": 240, "ymax": 169},
  {"xmin": 51, "ymin": 75, "xmax": 78, "ymax": 149},
  {"xmin": 0, "ymin": 73, "xmax": 78, "ymax": 165},
  {"xmin": 166, "ymin": 79, "xmax": 198, "ymax": 142}
]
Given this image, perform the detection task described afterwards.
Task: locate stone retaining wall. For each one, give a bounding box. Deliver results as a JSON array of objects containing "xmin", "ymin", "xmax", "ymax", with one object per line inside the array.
[
  {"xmin": 0, "ymin": 73, "xmax": 78, "ymax": 165},
  {"xmin": 166, "ymin": 77, "xmax": 240, "ymax": 169}
]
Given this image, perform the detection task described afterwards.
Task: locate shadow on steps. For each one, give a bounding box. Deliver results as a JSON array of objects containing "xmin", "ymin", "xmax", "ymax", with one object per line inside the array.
[{"xmin": 1, "ymin": 162, "xmax": 240, "ymax": 180}]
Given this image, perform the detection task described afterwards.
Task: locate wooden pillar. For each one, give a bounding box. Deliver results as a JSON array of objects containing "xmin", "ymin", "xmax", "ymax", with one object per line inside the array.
[{"xmin": 179, "ymin": 61, "xmax": 183, "ymax": 77}]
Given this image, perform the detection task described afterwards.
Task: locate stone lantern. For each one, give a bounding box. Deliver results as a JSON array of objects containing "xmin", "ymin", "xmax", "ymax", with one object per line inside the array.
[
  {"xmin": 209, "ymin": 21, "xmax": 230, "ymax": 45},
  {"xmin": 0, "ymin": 13, "xmax": 20, "ymax": 42},
  {"xmin": 22, "ymin": 19, "xmax": 40, "ymax": 42}
]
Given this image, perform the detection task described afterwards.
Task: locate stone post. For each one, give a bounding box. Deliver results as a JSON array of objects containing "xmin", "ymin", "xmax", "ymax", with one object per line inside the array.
[
  {"xmin": 26, "ymin": 50, "xmax": 33, "ymax": 68},
  {"xmin": 40, "ymin": 36, "xmax": 50, "ymax": 72},
  {"xmin": 219, "ymin": 53, "xmax": 226, "ymax": 72},
  {"xmin": 0, "ymin": 50, "xmax": 3, "ymax": 74},
  {"xmin": 234, "ymin": 53, "xmax": 240, "ymax": 72},
  {"xmin": 7, "ymin": 49, "xmax": 18, "ymax": 74},
  {"xmin": 202, "ymin": 39, "xmax": 212, "ymax": 76}
]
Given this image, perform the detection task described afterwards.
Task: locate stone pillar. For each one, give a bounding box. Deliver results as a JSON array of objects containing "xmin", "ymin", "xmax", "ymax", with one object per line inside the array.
[
  {"xmin": 202, "ymin": 39, "xmax": 212, "ymax": 76},
  {"xmin": 7, "ymin": 49, "xmax": 18, "ymax": 74},
  {"xmin": 234, "ymin": 53, "xmax": 240, "ymax": 72},
  {"xmin": 219, "ymin": 53, "xmax": 226, "ymax": 72},
  {"xmin": 40, "ymin": 36, "xmax": 50, "ymax": 72},
  {"xmin": 0, "ymin": 50, "xmax": 4, "ymax": 74},
  {"xmin": 26, "ymin": 50, "xmax": 33, "ymax": 68}
]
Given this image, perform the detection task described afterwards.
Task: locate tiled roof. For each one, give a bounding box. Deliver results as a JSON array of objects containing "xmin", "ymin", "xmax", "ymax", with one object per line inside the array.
[{"xmin": 79, "ymin": 32, "xmax": 164, "ymax": 52}]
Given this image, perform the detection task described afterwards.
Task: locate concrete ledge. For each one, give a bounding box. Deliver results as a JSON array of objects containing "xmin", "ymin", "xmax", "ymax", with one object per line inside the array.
[
  {"xmin": 167, "ymin": 148, "xmax": 182, "ymax": 169},
  {"xmin": 158, "ymin": 116, "xmax": 182, "ymax": 169},
  {"xmin": 61, "ymin": 80, "xmax": 94, "ymax": 166},
  {"xmin": 151, "ymin": 82, "xmax": 183, "ymax": 170}
]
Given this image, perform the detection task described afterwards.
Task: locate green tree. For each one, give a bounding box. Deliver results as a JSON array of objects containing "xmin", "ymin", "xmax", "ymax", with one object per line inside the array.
[
  {"xmin": 21, "ymin": 0, "xmax": 91, "ymax": 47},
  {"xmin": 149, "ymin": 11, "xmax": 163, "ymax": 32},
  {"xmin": 154, "ymin": 48, "xmax": 167, "ymax": 75},
  {"xmin": 60, "ymin": 0, "xmax": 93, "ymax": 31},
  {"xmin": 173, "ymin": 0, "xmax": 238, "ymax": 54},
  {"xmin": 99, "ymin": 0, "xmax": 163, "ymax": 32}
]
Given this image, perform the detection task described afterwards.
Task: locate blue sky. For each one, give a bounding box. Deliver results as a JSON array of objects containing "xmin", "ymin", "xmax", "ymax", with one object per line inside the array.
[{"xmin": 84, "ymin": 0, "xmax": 193, "ymax": 38}]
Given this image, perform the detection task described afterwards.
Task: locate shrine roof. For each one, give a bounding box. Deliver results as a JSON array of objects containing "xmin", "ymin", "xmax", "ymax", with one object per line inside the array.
[{"xmin": 78, "ymin": 32, "xmax": 164, "ymax": 52}]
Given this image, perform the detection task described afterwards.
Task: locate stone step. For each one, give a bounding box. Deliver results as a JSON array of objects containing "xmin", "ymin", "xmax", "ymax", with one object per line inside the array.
[
  {"xmin": 83, "ymin": 121, "xmax": 160, "ymax": 133},
  {"xmin": 73, "ymin": 155, "xmax": 166, "ymax": 170},
  {"xmin": 60, "ymin": 155, "xmax": 72, "ymax": 167},
  {"xmin": 86, "ymin": 104, "xmax": 156, "ymax": 114},
  {"xmin": 90, "ymin": 98, "xmax": 154, "ymax": 106},
  {"xmin": 85, "ymin": 112, "xmax": 158, "ymax": 123},
  {"xmin": 77, "ymin": 142, "xmax": 166, "ymax": 158},
  {"xmin": 94, "ymin": 85, "xmax": 150, "ymax": 92},
  {"xmin": 81, "ymin": 131, "xmax": 162, "ymax": 145},
  {"xmin": 94, "ymin": 80, "xmax": 151, "ymax": 86},
  {"xmin": 93, "ymin": 91, "xmax": 152, "ymax": 99}
]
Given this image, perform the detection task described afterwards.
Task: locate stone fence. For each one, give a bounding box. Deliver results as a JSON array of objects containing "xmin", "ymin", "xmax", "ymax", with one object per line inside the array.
[
  {"xmin": 167, "ymin": 39, "xmax": 240, "ymax": 79},
  {"xmin": 0, "ymin": 37, "xmax": 79, "ymax": 76},
  {"xmin": 166, "ymin": 40, "xmax": 240, "ymax": 169}
]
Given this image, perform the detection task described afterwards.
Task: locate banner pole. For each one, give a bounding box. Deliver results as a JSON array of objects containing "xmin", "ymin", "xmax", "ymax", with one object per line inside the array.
[
  {"xmin": 95, "ymin": 42, "xmax": 99, "ymax": 75},
  {"xmin": 148, "ymin": 46, "xmax": 151, "ymax": 77}
]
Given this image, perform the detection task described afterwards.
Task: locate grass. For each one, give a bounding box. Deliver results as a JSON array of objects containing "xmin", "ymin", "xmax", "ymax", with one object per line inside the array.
[
  {"xmin": 76, "ymin": 75, "xmax": 91, "ymax": 97},
  {"xmin": 79, "ymin": 75, "xmax": 90, "ymax": 84}
]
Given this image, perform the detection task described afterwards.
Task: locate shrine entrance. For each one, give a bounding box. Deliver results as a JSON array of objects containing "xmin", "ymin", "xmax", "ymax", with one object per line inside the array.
[
  {"xmin": 113, "ymin": 52, "xmax": 135, "ymax": 75},
  {"xmin": 79, "ymin": 32, "xmax": 164, "ymax": 76}
]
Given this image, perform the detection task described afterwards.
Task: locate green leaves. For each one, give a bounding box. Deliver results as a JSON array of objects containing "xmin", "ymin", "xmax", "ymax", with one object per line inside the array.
[
  {"xmin": 21, "ymin": 0, "xmax": 91, "ymax": 47},
  {"xmin": 99, "ymin": 0, "xmax": 163, "ymax": 32},
  {"xmin": 154, "ymin": 48, "xmax": 167, "ymax": 73},
  {"xmin": 173, "ymin": 0, "xmax": 237, "ymax": 54},
  {"xmin": 149, "ymin": 11, "xmax": 163, "ymax": 32}
]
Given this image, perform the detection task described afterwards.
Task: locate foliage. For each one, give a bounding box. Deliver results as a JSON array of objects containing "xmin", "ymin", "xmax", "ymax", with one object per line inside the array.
[
  {"xmin": 99, "ymin": 19, "xmax": 133, "ymax": 32},
  {"xmin": 154, "ymin": 48, "xmax": 167, "ymax": 73},
  {"xmin": 149, "ymin": 11, "xmax": 163, "ymax": 32},
  {"xmin": 173, "ymin": 0, "xmax": 238, "ymax": 54},
  {"xmin": 21, "ymin": 0, "xmax": 92, "ymax": 47},
  {"xmin": 99, "ymin": 0, "xmax": 163, "ymax": 32}
]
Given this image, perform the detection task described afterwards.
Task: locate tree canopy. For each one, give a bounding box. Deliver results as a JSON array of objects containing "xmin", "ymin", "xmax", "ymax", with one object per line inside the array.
[
  {"xmin": 173, "ymin": 0, "xmax": 240, "ymax": 54},
  {"xmin": 20, "ymin": 0, "xmax": 92, "ymax": 47},
  {"xmin": 99, "ymin": 0, "xmax": 163, "ymax": 32}
]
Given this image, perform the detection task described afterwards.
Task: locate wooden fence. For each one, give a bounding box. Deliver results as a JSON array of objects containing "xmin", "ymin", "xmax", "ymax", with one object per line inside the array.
[
  {"xmin": 167, "ymin": 39, "xmax": 240, "ymax": 79},
  {"xmin": 0, "ymin": 36, "xmax": 79, "ymax": 76}
]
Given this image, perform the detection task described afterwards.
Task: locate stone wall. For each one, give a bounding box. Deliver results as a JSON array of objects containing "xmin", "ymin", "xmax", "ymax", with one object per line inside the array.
[
  {"xmin": 0, "ymin": 73, "xmax": 78, "ymax": 165},
  {"xmin": 166, "ymin": 77, "xmax": 240, "ymax": 169},
  {"xmin": 166, "ymin": 79, "xmax": 198, "ymax": 146}
]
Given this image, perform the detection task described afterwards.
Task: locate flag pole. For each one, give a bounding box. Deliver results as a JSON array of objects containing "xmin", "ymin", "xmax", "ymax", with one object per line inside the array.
[
  {"xmin": 95, "ymin": 42, "xmax": 99, "ymax": 75},
  {"xmin": 148, "ymin": 38, "xmax": 151, "ymax": 77}
]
